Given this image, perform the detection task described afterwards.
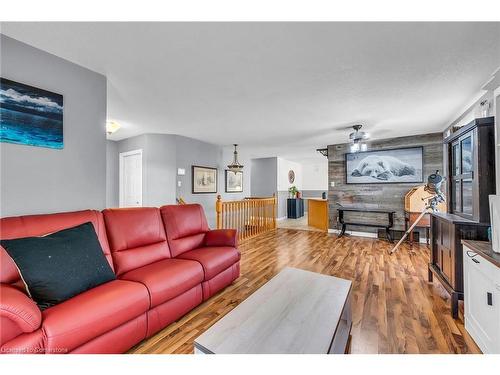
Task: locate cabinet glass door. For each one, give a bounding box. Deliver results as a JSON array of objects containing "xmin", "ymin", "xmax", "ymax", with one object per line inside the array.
[
  {"xmin": 449, "ymin": 130, "xmax": 474, "ymax": 219},
  {"xmin": 452, "ymin": 179, "xmax": 461, "ymax": 213},
  {"xmin": 452, "ymin": 143, "xmax": 460, "ymax": 176},
  {"xmin": 461, "ymin": 136, "xmax": 472, "ymax": 174},
  {"xmin": 462, "ymin": 179, "xmax": 473, "ymax": 215}
]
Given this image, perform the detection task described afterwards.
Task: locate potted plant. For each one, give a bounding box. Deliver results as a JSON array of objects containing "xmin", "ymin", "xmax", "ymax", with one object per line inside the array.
[{"xmin": 288, "ymin": 185, "xmax": 298, "ymax": 198}]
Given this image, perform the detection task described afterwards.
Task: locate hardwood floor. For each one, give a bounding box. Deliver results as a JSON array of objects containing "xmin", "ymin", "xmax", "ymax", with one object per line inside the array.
[
  {"xmin": 129, "ymin": 229, "xmax": 480, "ymax": 354},
  {"xmin": 278, "ymin": 214, "xmax": 323, "ymax": 232}
]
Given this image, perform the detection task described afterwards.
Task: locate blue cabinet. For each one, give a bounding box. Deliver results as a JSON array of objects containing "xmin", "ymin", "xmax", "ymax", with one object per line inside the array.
[{"xmin": 287, "ymin": 198, "xmax": 304, "ymax": 219}]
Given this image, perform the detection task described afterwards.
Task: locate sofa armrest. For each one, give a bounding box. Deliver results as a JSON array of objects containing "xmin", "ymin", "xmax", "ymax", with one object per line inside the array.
[
  {"xmin": 205, "ymin": 229, "xmax": 238, "ymax": 248},
  {"xmin": 0, "ymin": 284, "xmax": 41, "ymax": 333}
]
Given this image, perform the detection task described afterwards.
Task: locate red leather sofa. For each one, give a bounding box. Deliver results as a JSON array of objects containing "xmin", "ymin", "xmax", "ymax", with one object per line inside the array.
[{"xmin": 0, "ymin": 204, "xmax": 240, "ymax": 354}]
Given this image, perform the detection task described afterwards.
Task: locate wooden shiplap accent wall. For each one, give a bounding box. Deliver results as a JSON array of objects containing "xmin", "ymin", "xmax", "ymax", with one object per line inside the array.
[{"xmin": 327, "ymin": 133, "xmax": 443, "ymax": 232}]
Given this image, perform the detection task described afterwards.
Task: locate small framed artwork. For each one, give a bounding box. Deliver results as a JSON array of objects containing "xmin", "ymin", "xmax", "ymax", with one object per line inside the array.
[
  {"xmin": 225, "ymin": 170, "xmax": 243, "ymax": 193},
  {"xmin": 192, "ymin": 165, "xmax": 218, "ymax": 194},
  {"xmin": 0, "ymin": 78, "xmax": 64, "ymax": 149}
]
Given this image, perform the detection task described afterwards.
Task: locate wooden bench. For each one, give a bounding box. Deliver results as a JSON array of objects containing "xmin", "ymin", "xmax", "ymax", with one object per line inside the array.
[{"xmin": 337, "ymin": 207, "xmax": 396, "ymax": 242}]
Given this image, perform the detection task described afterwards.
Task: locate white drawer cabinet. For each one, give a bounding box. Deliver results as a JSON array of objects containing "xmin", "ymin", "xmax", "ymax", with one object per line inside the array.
[{"xmin": 463, "ymin": 244, "xmax": 500, "ymax": 353}]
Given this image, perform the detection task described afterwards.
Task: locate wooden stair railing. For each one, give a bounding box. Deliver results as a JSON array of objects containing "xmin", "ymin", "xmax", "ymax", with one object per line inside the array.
[{"xmin": 216, "ymin": 194, "xmax": 277, "ymax": 242}]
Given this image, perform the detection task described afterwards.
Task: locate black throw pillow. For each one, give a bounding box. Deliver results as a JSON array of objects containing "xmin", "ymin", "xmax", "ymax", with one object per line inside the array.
[{"xmin": 1, "ymin": 222, "xmax": 116, "ymax": 310}]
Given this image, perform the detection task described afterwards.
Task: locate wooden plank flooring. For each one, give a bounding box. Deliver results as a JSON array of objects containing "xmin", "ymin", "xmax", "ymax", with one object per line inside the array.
[{"xmin": 129, "ymin": 229, "xmax": 480, "ymax": 354}]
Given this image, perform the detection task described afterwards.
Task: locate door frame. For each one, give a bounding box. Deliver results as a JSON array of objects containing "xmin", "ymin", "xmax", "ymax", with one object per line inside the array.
[{"xmin": 119, "ymin": 149, "xmax": 143, "ymax": 208}]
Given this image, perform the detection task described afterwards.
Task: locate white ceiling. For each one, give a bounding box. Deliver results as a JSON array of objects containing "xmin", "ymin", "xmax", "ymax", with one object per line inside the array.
[{"xmin": 1, "ymin": 22, "xmax": 499, "ymax": 161}]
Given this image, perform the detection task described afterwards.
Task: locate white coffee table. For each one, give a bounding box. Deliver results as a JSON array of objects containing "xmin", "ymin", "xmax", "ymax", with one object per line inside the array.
[{"xmin": 194, "ymin": 267, "xmax": 352, "ymax": 354}]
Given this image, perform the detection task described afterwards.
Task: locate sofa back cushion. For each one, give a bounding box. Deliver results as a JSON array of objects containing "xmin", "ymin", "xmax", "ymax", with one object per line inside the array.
[
  {"xmin": 160, "ymin": 204, "xmax": 209, "ymax": 257},
  {"xmin": 102, "ymin": 207, "xmax": 171, "ymax": 275},
  {"xmin": 0, "ymin": 210, "xmax": 113, "ymax": 285}
]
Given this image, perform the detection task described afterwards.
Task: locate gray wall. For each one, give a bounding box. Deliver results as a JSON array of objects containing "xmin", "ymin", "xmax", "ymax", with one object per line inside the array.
[
  {"xmin": 328, "ymin": 133, "xmax": 443, "ymax": 234},
  {"xmin": 277, "ymin": 191, "xmax": 289, "ymax": 219},
  {"xmin": 250, "ymin": 157, "xmax": 277, "ymax": 197},
  {"xmin": 144, "ymin": 134, "xmax": 177, "ymax": 207},
  {"xmin": 106, "ymin": 140, "xmax": 119, "ymax": 207},
  {"xmin": 250, "ymin": 157, "xmax": 280, "ymax": 217},
  {"xmin": 175, "ymin": 135, "xmax": 222, "ymax": 227},
  {"xmin": 175, "ymin": 136, "xmax": 251, "ymax": 227},
  {"xmin": 109, "ymin": 134, "xmax": 251, "ymax": 227},
  {"xmin": 0, "ymin": 35, "xmax": 107, "ymax": 217}
]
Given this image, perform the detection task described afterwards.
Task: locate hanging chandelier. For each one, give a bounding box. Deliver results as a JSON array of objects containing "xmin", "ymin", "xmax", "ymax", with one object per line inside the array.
[
  {"xmin": 349, "ymin": 125, "xmax": 369, "ymax": 153},
  {"xmin": 227, "ymin": 144, "xmax": 244, "ymax": 172}
]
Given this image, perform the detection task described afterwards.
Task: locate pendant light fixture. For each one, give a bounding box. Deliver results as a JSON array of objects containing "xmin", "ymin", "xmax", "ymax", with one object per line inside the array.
[
  {"xmin": 227, "ymin": 144, "xmax": 244, "ymax": 172},
  {"xmin": 349, "ymin": 125, "xmax": 369, "ymax": 153}
]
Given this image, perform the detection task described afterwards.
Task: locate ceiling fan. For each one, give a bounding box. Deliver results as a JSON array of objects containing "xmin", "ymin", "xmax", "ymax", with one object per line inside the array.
[
  {"xmin": 348, "ymin": 124, "xmax": 369, "ymax": 153},
  {"xmin": 316, "ymin": 123, "xmax": 371, "ymax": 157}
]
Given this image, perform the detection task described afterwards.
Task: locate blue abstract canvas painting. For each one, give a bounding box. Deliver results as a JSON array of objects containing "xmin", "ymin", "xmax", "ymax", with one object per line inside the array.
[{"xmin": 0, "ymin": 78, "xmax": 63, "ymax": 149}]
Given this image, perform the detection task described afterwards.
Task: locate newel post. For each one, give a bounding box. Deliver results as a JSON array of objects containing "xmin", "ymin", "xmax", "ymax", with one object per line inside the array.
[
  {"xmin": 216, "ymin": 195, "xmax": 222, "ymax": 229},
  {"xmin": 272, "ymin": 193, "xmax": 277, "ymax": 229}
]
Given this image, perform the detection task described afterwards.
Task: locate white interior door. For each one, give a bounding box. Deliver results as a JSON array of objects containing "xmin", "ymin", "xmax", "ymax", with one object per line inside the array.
[{"xmin": 119, "ymin": 149, "xmax": 143, "ymax": 207}]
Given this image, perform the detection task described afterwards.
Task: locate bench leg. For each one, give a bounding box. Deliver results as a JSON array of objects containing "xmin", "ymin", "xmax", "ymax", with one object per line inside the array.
[
  {"xmin": 387, "ymin": 212, "xmax": 394, "ymax": 243},
  {"xmin": 386, "ymin": 228, "xmax": 393, "ymax": 243},
  {"xmin": 339, "ymin": 224, "xmax": 346, "ymax": 237}
]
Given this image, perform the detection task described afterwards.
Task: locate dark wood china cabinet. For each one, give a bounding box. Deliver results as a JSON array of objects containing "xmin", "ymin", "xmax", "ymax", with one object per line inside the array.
[{"xmin": 429, "ymin": 117, "xmax": 495, "ymax": 318}]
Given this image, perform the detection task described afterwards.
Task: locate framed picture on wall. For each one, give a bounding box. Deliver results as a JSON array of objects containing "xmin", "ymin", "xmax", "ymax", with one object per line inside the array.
[
  {"xmin": 192, "ymin": 165, "xmax": 218, "ymax": 194},
  {"xmin": 0, "ymin": 77, "xmax": 64, "ymax": 149},
  {"xmin": 225, "ymin": 170, "xmax": 243, "ymax": 193},
  {"xmin": 345, "ymin": 146, "xmax": 423, "ymax": 184}
]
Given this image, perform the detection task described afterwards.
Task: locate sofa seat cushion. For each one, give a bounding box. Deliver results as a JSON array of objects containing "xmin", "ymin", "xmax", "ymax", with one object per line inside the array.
[
  {"xmin": 177, "ymin": 246, "xmax": 240, "ymax": 280},
  {"xmin": 119, "ymin": 259, "xmax": 204, "ymax": 308},
  {"xmin": 42, "ymin": 279, "xmax": 149, "ymax": 352}
]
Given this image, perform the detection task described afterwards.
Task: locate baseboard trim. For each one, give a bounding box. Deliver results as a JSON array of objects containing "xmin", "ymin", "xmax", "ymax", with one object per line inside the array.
[
  {"xmin": 328, "ymin": 229, "xmax": 378, "ymax": 239},
  {"xmin": 328, "ymin": 228, "xmax": 428, "ymax": 243}
]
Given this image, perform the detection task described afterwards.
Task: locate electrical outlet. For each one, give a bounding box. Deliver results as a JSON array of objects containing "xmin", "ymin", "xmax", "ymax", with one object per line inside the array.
[
  {"xmin": 330, "ymin": 181, "xmax": 335, "ymax": 187},
  {"xmin": 178, "ymin": 181, "xmax": 182, "ymax": 187}
]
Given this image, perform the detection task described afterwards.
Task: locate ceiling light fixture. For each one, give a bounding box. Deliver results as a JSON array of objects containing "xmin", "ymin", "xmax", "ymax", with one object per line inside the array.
[
  {"xmin": 106, "ymin": 121, "xmax": 121, "ymax": 135},
  {"xmin": 349, "ymin": 125, "xmax": 369, "ymax": 153},
  {"xmin": 227, "ymin": 144, "xmax": 244, "ymax": 172}
]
